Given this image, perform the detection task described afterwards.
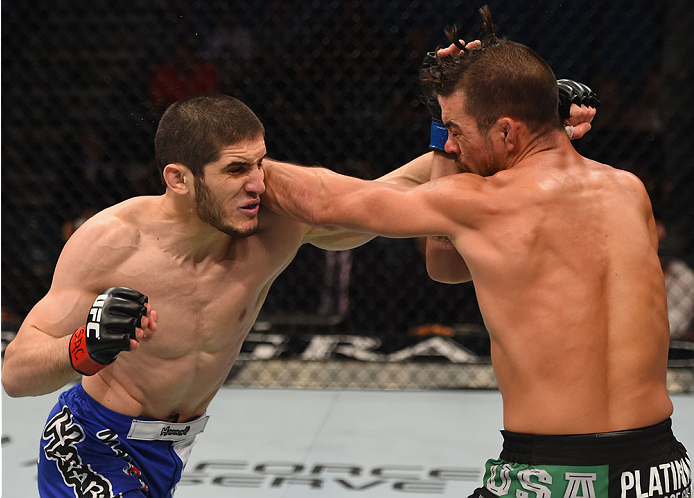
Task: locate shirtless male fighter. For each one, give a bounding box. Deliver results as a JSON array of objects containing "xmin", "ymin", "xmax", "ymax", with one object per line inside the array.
[
  {"xmin": 261, "ymin": 8, "xmax": 691, "ymax": 498},
  {"xmin": 0, "ymin": 93, "xmax": 441, "ymax": 496},
  {"xmin": 2, "ymin": 53, "xmax": 597, "ymax": 498}
]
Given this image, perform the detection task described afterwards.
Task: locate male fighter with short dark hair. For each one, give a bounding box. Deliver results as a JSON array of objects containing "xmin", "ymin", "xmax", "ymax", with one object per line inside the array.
[{"xmin": 261, "ymin": 8, "xmax": 691, "ymax": 497}]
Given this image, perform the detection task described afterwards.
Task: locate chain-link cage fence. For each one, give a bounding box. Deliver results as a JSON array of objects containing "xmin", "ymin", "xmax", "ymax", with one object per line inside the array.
[{"xmin": 2, "ymin": 0, "xmax": 693, "ymax": 391}]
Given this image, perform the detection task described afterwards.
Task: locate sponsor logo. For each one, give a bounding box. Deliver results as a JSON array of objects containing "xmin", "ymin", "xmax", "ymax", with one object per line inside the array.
[
  {"xmin": 42, "ymin": 406, "xmax": 114, "ymax": 497},
  {"xmin": 86, "ymin": 294, "xmax": 107, "ymax": 340},
  {"xmin": 97, "ymin": 429, "xmax": 149, "ymax": 492},
  {"xmin": 161, "ymin": 425, "xmax": 191, "ymax": 437},
  {"xmin": 178, "ymin": 460, "xmax": 481, "ymax": 492},
  {"xmin": 620, "ymin": 456, "xmax": 692, "ymax": 498}
]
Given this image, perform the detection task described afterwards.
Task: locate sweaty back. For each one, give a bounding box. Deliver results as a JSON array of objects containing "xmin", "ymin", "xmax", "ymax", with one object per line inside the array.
[{"xmin": 455, "ymin": 154, "xmax": 672, "ymax": 434}]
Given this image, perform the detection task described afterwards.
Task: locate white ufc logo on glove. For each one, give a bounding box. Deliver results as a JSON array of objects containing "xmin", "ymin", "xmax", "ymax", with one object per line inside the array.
[{"xmin": 86, "ymin": 293, "xmax": 107, "ymax": 340}]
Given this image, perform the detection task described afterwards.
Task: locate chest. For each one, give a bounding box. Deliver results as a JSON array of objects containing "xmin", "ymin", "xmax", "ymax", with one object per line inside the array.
[{"xmin": 103, "ymin": 235, "xmax": 300, "ymax": 354}]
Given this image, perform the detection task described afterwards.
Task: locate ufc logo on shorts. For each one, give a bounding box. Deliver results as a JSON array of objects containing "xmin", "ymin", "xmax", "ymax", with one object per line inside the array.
[{"xmin": 87, "ymin": 294, "xmax": 108, "ymax": 339}]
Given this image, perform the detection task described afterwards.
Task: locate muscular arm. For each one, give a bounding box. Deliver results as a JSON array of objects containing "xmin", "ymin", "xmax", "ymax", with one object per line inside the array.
[
  {"xmin": 2, "ymin": 234, "xmax": 97, "ymax": 396},
  {"xmin": 2, "ymin": 288, "xmax": 88, "ymax": 397},
  {"xmin": 263, "ymin": 158, "xmax": 483, "ymax": 240},
  {"xmin": 1, "ymin": 216, "xmax": 149, "ymax": 397},
  {"xmin": 268, "ymin": 152, "xmax": 440, "ymax": 250}
]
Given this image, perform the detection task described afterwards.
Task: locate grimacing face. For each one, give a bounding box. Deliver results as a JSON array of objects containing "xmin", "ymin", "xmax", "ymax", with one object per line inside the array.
[
  {"xmin": 439, "ymin": 91, "xmax": 499, "ymax": 177},
  {"xmin": 194, "ymin": 137, "xmax": 267, "ymax": 237}
]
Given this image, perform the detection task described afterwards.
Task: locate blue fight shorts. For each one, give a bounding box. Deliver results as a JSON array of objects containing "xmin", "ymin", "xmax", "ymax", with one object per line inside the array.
[{"xmin": 38, "ymin": 383, "xmax": 209, "ymax": 497}]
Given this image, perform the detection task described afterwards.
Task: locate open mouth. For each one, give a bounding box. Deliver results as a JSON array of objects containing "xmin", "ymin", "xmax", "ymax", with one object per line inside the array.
[{"xmin": 240, "ymin": 202, "xmax": 260, "ymax": 215}]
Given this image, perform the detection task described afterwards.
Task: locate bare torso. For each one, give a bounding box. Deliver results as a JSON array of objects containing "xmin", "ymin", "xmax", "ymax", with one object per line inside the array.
[
  {"xmin": 450, "ymin": 153, "xmax": 672, "ymax": 434},
  {"xmin": 81, "ymin": 198, "xmax": 308, "ymax": 422},
  {"xmin": 3, "ymin": 154, "xmax": 433, "ymax": 422}
]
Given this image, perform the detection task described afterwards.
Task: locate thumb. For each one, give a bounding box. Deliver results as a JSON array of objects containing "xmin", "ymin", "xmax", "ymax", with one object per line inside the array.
[{"xmin": 569, "ymin": 123, "xmax": 592, "ymax": 140}]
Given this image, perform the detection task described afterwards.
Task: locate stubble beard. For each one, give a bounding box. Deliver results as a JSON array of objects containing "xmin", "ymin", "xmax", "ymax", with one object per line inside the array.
[
  {"xmin": 482, "ymin": 135, "xmax": 497, "ymax": 177},
  {"xmin": 193, "ymin": 177, "xmax": 258, "ymax": 238}
]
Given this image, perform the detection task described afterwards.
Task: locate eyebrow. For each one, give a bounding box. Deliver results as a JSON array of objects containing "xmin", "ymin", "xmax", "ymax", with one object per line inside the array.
[
  {"xmin": 224, "ymin": 153, "xmax": 267, "ymax": 168},
  {"xmin": 443, "ymin": 120, "xmax": 460, "ymax": 129}
]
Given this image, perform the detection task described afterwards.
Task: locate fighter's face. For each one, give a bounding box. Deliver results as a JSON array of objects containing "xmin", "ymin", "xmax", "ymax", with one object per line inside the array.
[
  {"xmin": 439, "ymin": 91, "xmax": 501, "ymax": 177},
  {"xmin": 194, "ymin": 137, "xmax": 267, "ymax": 238}
]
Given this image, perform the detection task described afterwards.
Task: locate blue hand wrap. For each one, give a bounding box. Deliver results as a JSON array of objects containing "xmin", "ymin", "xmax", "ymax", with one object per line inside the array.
[{"xmin": 429, "ymin": 121, "xmax": 448, "ymax": 152}]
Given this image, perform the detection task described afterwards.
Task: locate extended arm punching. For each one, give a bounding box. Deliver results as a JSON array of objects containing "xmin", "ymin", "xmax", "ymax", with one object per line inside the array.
[
  {"xmin": 292, "ymin": 151, "xmax": 446, "ymax": 250},
  {"xmin": 263, "ymin": 158, "xmax": 483, "ymax": 240}
]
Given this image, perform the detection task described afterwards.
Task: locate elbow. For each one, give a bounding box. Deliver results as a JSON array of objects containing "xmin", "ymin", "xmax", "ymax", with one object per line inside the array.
[
  {"xmin": 425, "ymin": 258, "xmax": 449, "ymax": 283},
  {"xmin": 305, "ymin": 193, "xmax": 333, "ymax": 228},
  {"xmin": 310, "ymin": 211, "xmax": 332, "ymax": 228},
  {"xmin": 1, "ymin": 345, "xmax": 24, "ymax": 397},
  {"xmin": 2, "ymin": 369, "xmax": 24, "ymax": 398}
]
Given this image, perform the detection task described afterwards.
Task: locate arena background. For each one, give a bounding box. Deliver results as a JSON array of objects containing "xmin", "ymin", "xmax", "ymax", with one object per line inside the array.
[{"xmin": 1, "ymin": 0, "xmax": 693, "ymax": 392}]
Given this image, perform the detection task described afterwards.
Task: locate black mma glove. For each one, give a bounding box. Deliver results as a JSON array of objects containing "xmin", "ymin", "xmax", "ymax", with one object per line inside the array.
[
  {"xmin": 69, "ymin": 286, "xmax": 148, "ymax": 376},
  {"xmin": 420, "ymin": 52, "xmax": 448, "ymax": 153},
  {"xmin": 557, "ymin": 79, "xmax": 600, "ymax": 120}
]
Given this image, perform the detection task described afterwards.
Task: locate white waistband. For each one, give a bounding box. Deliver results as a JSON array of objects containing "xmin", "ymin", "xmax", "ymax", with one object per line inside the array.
[{"xmin": 127, "ymin": 415, "xmax": 210, "ymax": 441}]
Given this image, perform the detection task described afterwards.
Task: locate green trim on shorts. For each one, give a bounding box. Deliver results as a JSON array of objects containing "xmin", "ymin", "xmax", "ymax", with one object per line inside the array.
[{"xmin": 482, "ymin": 458, "xmax": 610, "ymax": 498}]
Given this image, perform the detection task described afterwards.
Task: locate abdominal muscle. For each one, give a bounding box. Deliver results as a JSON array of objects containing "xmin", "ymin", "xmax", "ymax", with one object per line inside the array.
[{"xmin": 81, "ymin": 322, "xmax": 251, "ymax": 422}]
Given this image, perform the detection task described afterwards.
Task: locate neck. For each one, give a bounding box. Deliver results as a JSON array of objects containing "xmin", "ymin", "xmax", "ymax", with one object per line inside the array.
[
  {"xmin": 507, "ymin": 128, "xmax": 569, "ymax": 169},
  {"xmin": 153, "ymin": 192, "xmax": 233, "ymax": 262}
]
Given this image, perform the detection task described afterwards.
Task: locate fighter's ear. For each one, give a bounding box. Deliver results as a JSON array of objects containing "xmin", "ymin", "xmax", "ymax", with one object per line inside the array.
[
  {"xmin": 163, "ymin": 163, "xmax": 191, "ymax": 194},
  {"xmin": 495, "ymin": 117, "xmax": 518, "ymax": 152}
]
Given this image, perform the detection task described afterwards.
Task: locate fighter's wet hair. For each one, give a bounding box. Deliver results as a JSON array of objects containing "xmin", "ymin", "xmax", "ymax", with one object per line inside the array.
[
  {"xmin": 422, "ymin": 5, "xmax": 562, "ymax": 134},
  {"xmin": 155, "ymin": 93, "xmax": 265, "ymax": 180}
]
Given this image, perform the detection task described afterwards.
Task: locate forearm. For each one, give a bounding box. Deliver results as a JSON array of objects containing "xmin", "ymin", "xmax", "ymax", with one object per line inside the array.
[
  {"xmin": 2, "ymin": 326, "xmax": 78, "ymax": 397},
  {"xmin": 421, "ymin": 155, "xmax": 471, "ymax": 283},
  {"xmin": 263, "ymin": 159, "xmax": 363, "ymax": 227},
  {"xmin": 264, "ymin": 158, "xmax": 457, "ymax": 239},
  {"xmin": 265, "ymin": 151, "xmax": 435, "ymax": 206},
  {"xmin": 267, "ymin": 156, "xmax": 431, "ymax": 249}
]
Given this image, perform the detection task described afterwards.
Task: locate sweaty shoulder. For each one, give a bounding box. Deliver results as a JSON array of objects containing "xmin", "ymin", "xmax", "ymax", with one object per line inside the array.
[
  {"xmin": 612, "ymin": 166, "xmax": 650, "ymax": 201},
  {"xmin": 54, "ymin": 198, "xmax": 150, "ymax": 290},
  {"xmin": 577, "ymin": 159, "xmax": 651, "ymax": 208},
  {"xmin": 493, "ymin": 155, "xmax": 645, "ymax": 195}
]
